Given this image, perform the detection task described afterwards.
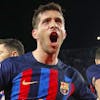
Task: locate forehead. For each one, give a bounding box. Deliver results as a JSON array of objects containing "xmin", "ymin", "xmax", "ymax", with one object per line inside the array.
[
  {"xmin": 38, "ymin": 10, "xmax": 64, "ymax": 21},
  {"xmin": 0, "ymin": 44, "xmax": 8, "ymax": 51}
]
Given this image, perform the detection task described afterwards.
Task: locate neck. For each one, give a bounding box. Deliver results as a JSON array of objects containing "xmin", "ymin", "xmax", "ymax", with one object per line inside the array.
[{"xmin": 32, "ymin": 49, "xmax": 58, "ymax": 65}]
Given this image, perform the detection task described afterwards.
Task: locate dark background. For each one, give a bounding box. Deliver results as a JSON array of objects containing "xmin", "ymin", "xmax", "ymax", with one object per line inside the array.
[
  {"xmin": 0, "ymin": 0, "xmax": 100, "ymax": 80},
  {"xmin": 0, "ymin": 0, "xmax": 100, "ymax": 52}
]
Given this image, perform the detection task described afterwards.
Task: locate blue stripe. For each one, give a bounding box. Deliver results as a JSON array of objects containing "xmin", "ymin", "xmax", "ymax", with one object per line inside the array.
[
  {"xmin": 11, "ymin": 73, "xmax": 22, "ymax": 100},
  {"xmin": 64, "ymin": 76, "xmax": 72, "ymax": 82},
  {"xmin": 37, "ymin": 68, "xmax": 50, "ymax": 99}
]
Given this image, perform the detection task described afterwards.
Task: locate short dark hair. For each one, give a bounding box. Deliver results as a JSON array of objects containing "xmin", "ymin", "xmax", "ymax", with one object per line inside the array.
[
  {"xmin": 32, "ymin": 2, "xmax": 64, "ymax": 29},
  {"xmin": 0, "ymin": 38, "xmax": 24, "ymax": 55}
]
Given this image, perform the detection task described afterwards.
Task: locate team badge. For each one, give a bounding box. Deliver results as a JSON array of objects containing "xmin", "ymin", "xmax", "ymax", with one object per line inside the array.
[{"xmin": 60, "ymin": 82, "xmax": 69, "ymax": 95}]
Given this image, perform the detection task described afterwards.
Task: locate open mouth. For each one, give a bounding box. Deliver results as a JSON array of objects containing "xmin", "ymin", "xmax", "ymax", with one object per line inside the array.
[{"xmin": 50, "ymin": 32, "xmax": 58, "ymax": 43}]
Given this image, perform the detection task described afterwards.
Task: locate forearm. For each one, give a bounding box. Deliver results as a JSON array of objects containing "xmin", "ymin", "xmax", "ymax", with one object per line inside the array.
[{"xmin": 94, "ymin": 79, "xmax": 100, "ymax": 100}]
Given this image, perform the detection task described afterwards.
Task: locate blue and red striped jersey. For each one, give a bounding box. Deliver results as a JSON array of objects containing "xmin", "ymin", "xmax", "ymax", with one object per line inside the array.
[
  {"xmin": 86, "ymin": 64, "xmax": 100, "ymax": 84},
  {"xmin": 86, "ymin": 64, "xmax": 100, "ymax": 95},
  {"xmin": 0, "ymin": 52, "xmax": 96, "ymax": 100}
]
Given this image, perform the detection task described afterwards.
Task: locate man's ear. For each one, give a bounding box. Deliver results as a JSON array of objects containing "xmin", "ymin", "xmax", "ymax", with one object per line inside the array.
[
  {"xmin": 32, "ymin": 29, "xmax": 38, "ymax": 39},
  {"xmin": 11, "ymin": 51, "xmax": 19, "ymax": 56},
  {"xmin": 63, "ymin": 31, "xmax": 67, "ymax": 40}
]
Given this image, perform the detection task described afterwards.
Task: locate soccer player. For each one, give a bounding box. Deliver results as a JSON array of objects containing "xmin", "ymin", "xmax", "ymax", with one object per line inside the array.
[
  {"xmin": 0, "ymin": 38, "xmax": 24, "ymax": 100},
  {"xmin": 86, "ymin": 48, "xmax": 100, "ymax": 100},
  {"xmin": 0, "ymin": 2, "xmax": 96, "ymax": 100}
]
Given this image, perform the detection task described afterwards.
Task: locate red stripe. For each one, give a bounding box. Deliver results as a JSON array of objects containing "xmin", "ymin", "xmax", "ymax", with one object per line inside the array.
[
  {"xmin": 90, "ymin": 84, "xmax": 95, "ymax": 93},
  {"xmin": 69, "ymin": 83, "xmax": 75, "ymax": 96},
  {"xmin": 18, "ymin": 68, "xmax": 32, "ymax": 100},
  {"xmin": 46, "ymin": 69, "xmax": 58, "ymax": 100}
]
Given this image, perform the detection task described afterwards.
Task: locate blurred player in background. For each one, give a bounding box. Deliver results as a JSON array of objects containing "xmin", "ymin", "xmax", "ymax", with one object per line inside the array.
[{"xmin": 0, "ymin": 38, "xmax": 24, "ymax": 100}]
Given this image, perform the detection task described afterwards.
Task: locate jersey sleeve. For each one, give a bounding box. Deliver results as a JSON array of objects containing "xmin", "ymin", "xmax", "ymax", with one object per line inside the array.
[
  {"xmin": 0, "ymin": 59, "xmax": 14, "ymax": 91},
  {"xmin": 86, "ymin": 64, "xmax": 100, "ymax": 84},
  {"xmin": 72, "ymin": 67, "xmax": 96, "ymax": 100}
]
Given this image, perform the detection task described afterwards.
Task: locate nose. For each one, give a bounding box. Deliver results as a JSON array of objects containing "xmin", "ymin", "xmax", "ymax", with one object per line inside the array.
[{"xmin": 49, "ymin": 20, "xmax": 58, "ymax": 29}]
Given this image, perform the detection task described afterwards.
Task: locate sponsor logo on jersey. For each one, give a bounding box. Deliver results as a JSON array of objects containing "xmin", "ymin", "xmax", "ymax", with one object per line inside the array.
[{"xmin": 22, "ymin": 80, "xmax": 38, "ymax": 85}]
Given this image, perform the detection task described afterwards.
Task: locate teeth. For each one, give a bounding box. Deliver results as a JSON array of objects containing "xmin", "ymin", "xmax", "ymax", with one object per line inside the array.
[{"xmin": 50, "ymin": 32, "xmax": 58, "ymax": 42}]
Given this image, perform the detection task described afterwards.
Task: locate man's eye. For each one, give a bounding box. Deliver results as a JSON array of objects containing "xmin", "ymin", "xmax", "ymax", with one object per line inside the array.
[
  {"xmin": 43, "ymin": 18, "xmax": 51, "ymax": 24},
  {"xmin": 55, "ymin": 18, "xmax": 62, "ymax": 24}
]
